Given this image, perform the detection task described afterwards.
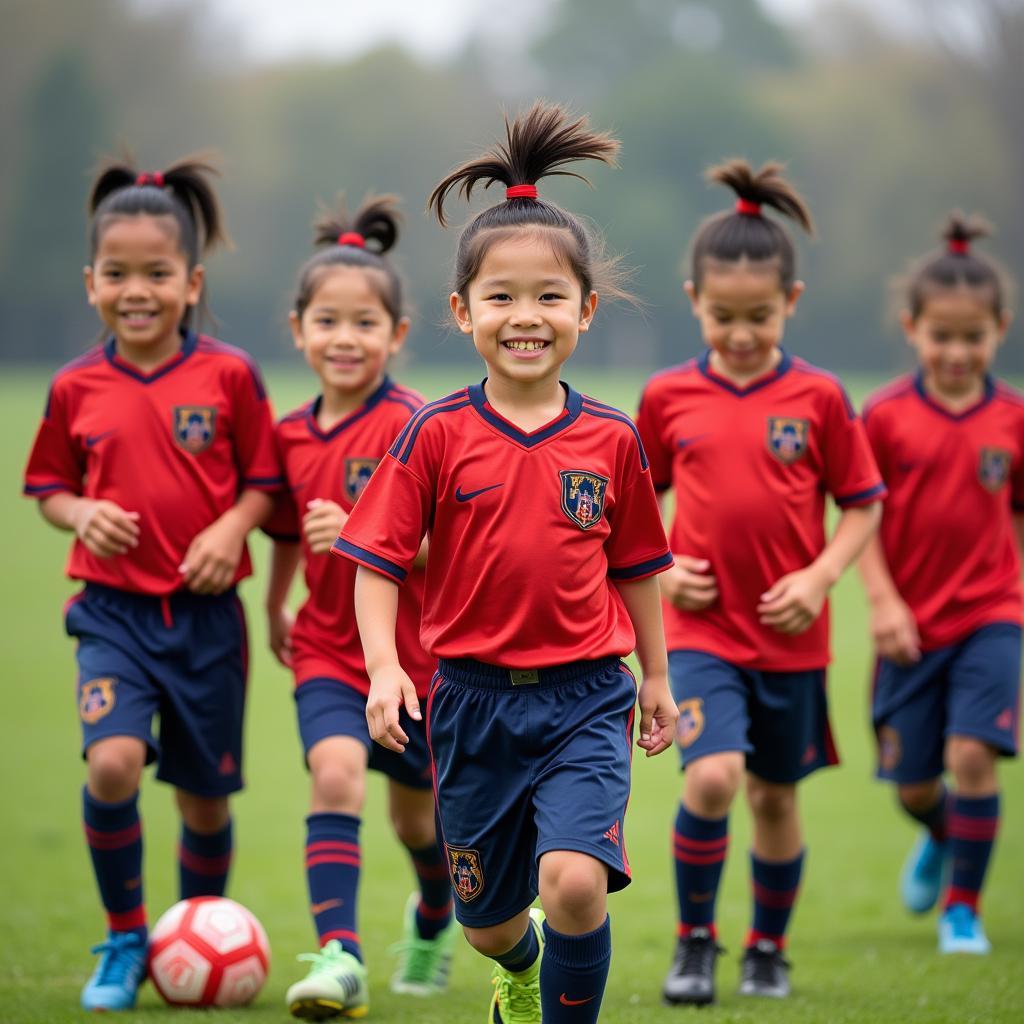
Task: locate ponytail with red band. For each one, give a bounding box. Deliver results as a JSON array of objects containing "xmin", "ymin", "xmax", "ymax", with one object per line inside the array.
[
  {"xmin": 136, "ymin": 171, "xmax": 165, "ymax": 189},
  {"xmin": 506, "ymin": 184, "xmax": 538, "ymax": 201},
  {"xmin": 947, "ymin": 237, "xmax": 970, "ymax": 256},
  {"xmin": 735, "ymin": 198, "xmax": 762, "ymax": 217},
  {"xmin": 337, "ymin": 231, "xmax": 366, "ymax": 249}
]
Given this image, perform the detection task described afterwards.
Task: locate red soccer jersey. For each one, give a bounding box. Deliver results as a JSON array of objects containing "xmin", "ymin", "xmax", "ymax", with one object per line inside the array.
[
  {"xmin": 23, "ymin": 331, "xmax": 282, "ymax": 595},
  {"xmin": 265, "ymin": 377, "xmax": 435, "ymax": 697},
  {"xmin": 333, "ymin": 382, "xmax": 673, "ymax": 668},
  {"xmin": 863, "ymin": 373, "xmax": 1024, "ymax": 648},
  {"xmin": 636, "ymin": 349, "xmax": 886, "ymax": 670}
]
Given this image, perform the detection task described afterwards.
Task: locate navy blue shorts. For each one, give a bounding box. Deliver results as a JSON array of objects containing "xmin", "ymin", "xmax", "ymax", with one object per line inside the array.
[
  {"xmin": 872, "ymin": 622, "xmax": 1021, "ymax": 783},
  {"xmin": 294, "ymin": 677, "xmax": 433, "ymax": 791},
  {"xmin": 428, "ymin": 657, "xmax": 636, "ymax": 928},
  {"xmin": 66, "ymin": 583, "xmax": 247, "ymax": 797},
  {"xmin": 669, "ymin": 649, "xmax": 838, "ymax": 784}
]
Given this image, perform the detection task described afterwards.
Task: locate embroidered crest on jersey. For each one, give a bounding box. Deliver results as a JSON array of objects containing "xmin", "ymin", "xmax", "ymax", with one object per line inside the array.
[
  {"xmin": 767, "ymin": 417, "xmax": 809, "ymax": 465},
  {"xmin": 559, "ymin": 470, "xmax": 609, "ymax": 530},
  {"xmin": 676, "ymin": 698, "xmax": 705, "ymax": 748},
  {"xmin": 345, "ymin": 458, "xmax": 380, "ymax": 502},
  {"xmin": 173, "ymin": 406, "xmax": 217, "ymax": 454},
  {"xmin": 978, "ymin": 447, "xmax": 1011, "ymax": 493},
  {"xmin": 877, "ymin": 725, "xmax": 902, "ymax": 773},
  {"xmin": 447, "ymin": 845, "xmax": 484, "ymax": 902},
  {"xmin": 79, "ymin": 677, "xmax": 116, "ymax": 724}
]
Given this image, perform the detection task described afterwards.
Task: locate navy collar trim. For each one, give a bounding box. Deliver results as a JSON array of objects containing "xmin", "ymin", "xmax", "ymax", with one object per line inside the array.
[
  {"xmin": 306, "ymin": 376, "xmax": 393, "ymax": 441},
  {"xmin": 698, "ymin": 348, "xmax": 792, "ymax": 396},
  {"xmin": 468, "ymin": 380, "xmax": 583, "ymax": 447},
  {"xmin": 104, "ymin": 328, "xmax": 197, "ymax": 384},
  {"xmin": 913, "ymin": 371, "xmax": 994, "ymax": 421}
]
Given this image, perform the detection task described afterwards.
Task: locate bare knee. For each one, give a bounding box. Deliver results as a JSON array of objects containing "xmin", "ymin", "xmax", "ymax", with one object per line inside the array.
[
  {"xmin": 464, "ymin": 912, "xmax": 531, "ymax": 958},
  {"xmin": 388, "ymin": 783, "xmax": 436, "ymax": 849},
  {"xmin": 946, "ymin": 737, "xmax": 998, "ymax": 794},
  {"xmin": 308, "ymin": 739, "xmax": 367, "ymax": 814},
  {"xmin": 538, "ymin": 852, "xmax": 607, "ymax": 933},
  {"xmin": 176, "ymin": 791, "xmax": 230, "ymax": 833},
  {"xmin": 86, "ymin": 737, "xmax": 146, "ymax": 802},
  {"xmin": 746, "ymin": 777, "xmax": 797, "ymax": 824},
  {"xmin": 684, "ymin": 753, "xmax": 744, "ymax": 817},
  {"xmin": 898, "ymin": 779, "xmax": 943, "ymax": 812}
]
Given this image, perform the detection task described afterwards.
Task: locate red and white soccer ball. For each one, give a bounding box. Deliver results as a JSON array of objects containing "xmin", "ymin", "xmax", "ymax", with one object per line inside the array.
[{"xmin": 148, "ymin": 896, "xmax": 270, "ymax": 1007}]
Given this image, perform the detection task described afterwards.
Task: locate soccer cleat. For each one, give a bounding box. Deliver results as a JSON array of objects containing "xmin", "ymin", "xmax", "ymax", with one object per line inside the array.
[
  {"xmin": 662, "ymin": 927, "xmax": 724, "ymax": 1006},
  {"xmin": 901, "ymin": 832, "xmax": 947, "ymax": 914},
  {"xmin": 489, "ymin": 908, "xmax": 545, "ymax": 1023},
  {"xmin": 389, "ymin": 892, "xmax": 458, "ymax": 996},
  {"xmin": 939, "ymin": 904, "xmax": 991, "ymax": 955},
  {"xmin": 739, "ymin": 939, "xmax": 791, "ymax": 998},
  {"xmin": 80, "ymin": 930, "xmax": 147, "ymax": 1012},
  {"xmin": 287, "ymin": 940, "xmax": 369, "ymax": 1020}
]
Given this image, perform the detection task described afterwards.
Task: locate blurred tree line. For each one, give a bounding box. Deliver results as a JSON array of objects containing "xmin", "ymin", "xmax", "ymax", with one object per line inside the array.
[{"xmin": 1, "ymin": 0, "xmax": 1021, "ymax": 375}]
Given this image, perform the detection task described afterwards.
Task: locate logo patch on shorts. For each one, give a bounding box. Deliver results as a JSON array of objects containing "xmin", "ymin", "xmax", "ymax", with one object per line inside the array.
[
  {"xmin": 173, "ymin": 406, "xmax": 217, "ymax": 454},
  {"xmin": 676, "ymin": 698, "xmax": 705, "ymax": 748},
  {"xmin": 345, "ymin": 458, "xmax": 380, "ymax": 502},
  {"xmin": 447, "ymin": 846, "xmax": 484, "ymax": 902},
  {"xmin": 878, "ymin": 725, "xmax": 902, "ymax": 772},
  {"xmin": 767, "ymin": 417, "xmax": 809, "ymax": 465},
  {"xmin": 978, "ymin": 447, "xmax": 1011, "ymax": 493},
  {"xmin": 79, "ymin": 677, "xmax": 116, "ymax": 724},
  {"xmin": 559, "ymin": 470, "xmax": 609, "ymax": 530}
]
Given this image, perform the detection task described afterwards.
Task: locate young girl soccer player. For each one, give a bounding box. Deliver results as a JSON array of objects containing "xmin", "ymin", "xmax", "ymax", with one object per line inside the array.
[
  {"xmin": 636, "ymin": 162, "xmax": 885, "ymax": 1005},
  {"xmin": 333, "ymin": 103, "xmax": 679, "ymax": 1024},
  {"xmin": 22, "ymin": 158, "xmax": 281, "ymax": 1012},
  {"xmin": 859, "ymin": 215, "xmax": 1020, "ymax": 955},
  {"xmin": 263, "ymin": 195, "xmax": 456, "ymax": 1019}
]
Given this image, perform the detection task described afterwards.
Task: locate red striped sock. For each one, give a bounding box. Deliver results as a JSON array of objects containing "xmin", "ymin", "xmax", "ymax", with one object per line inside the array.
[{"xmin": 306, "ymin": 812, "xmax": 362, "ymax": 959}]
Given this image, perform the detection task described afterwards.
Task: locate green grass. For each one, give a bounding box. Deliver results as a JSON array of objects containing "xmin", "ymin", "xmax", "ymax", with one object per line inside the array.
[{"xmin": 1, "ymin": 364, "xmax": 1021, "ymax": 1023}]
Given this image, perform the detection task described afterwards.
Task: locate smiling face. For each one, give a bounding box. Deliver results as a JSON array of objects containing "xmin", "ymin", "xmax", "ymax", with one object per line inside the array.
[
  {"xmin": 450, "ymin": 230, "xmax": 598, "ymax": 390},
  {"xmin": 686, "ymin": 259, "xmax": 803, "ymax": 384},
  {"xmin": 84, "ymin": 213, "xmax": 203, "ymax": 366},
  {"xmin": 290, "ymin": 265, "xmax": 408, "ymax": 400}
]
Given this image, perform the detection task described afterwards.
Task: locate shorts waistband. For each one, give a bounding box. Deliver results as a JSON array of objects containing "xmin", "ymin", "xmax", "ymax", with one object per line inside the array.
[
  {"xmin": 436, "ymin": 656, "xmax": 621, "ymax": 690},
  {"xmin": 82, "ymin": 582, "xmax": 237, "ymax": 609}
]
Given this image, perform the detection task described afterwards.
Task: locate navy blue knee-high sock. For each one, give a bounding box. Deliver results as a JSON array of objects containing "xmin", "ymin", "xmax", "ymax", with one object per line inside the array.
[
  {"xmin": 305, "ymin": 812, "xmax": 362, "ymax": 959},
  {"xmin": 179, "ymin": 820, "xmax": 233, "ymax": 898},
  {"xmin": 406, "ymin": 841, "xmax": 453, "ymax": 940},
  {"xmin": 673, "ymin": 804, "xmax": 728, "ymax": 939},
  {"xmin": 748, "ymin": 850, "xmax": 804, "ymax": 950},
  {"xmin": 899, "ymin": 785, "xmax": 948, "ymax": 842},
  {"xmin": 945, "ymin": 793, "xmax": 999, "ymax": 913},
  {"xmin": 540, "ymin": 917, "xmax": 611, "ymax": 1024}
]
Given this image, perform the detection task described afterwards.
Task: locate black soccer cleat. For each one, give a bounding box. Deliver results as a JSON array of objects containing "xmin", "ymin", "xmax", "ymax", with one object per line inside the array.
[
  {"xmin": 662, "ymin": 927, "xmax": 724, "ymax": 1006},
  {"xmin": 739, "ymin": 939, "xmax": 791, "ymax": 998}
]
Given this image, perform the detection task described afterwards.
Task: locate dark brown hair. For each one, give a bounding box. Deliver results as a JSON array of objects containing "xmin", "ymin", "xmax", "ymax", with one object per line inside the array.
[
  {"xmin": 428, "ymin": 102, "xmax": 626, "ymax": 302},
  {"xmin": 293, "ymin": 194, "xmax": 404, "ymax": 323},
  {"xmin": 905, "ymin": 212, "xmax": 1010, "ymax": 321},
  {"xmin": 689, "ymin": 159, "xmax": 814, "ymax": 293}
]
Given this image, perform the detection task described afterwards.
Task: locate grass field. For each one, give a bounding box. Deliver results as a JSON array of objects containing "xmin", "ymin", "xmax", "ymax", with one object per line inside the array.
[{"xmin": 1, "ymin": 363, "xmax": 1021, "ymax": 1024}]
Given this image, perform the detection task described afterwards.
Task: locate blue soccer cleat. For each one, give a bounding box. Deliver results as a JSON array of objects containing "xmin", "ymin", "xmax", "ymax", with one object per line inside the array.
[
  {"xmin": 939, "ymin": 904, "xmax": 991, "ymax": 955},
  {"xmin": 81, "ymin": 930, "xmax": 147, "ymax": 1011},
  {"xmin": 900, "ymin": 832, "xmax": 946, "ymax": 914}
]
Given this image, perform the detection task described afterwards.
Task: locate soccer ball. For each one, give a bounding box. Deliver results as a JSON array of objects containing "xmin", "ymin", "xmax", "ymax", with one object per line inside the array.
[{"xmin": 148, "ymin": 896, "xmax": 270, "ymax": 1006}]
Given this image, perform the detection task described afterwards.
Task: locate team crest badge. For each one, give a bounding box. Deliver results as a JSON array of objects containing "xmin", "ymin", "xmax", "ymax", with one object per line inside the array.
[
  {"xmin": 767, "ymin": 417, "xmax": 809, "ymax": 465},
  {"xmin": 79, "ymin": 677, "xmax": 116, "ymax": 725},
  {"xmin": 345, "ymin": 458, "xmax": 380, "ymax": 502},
  {"xmin": 978, "ymin": 447, "xmax": 1011, "ymax": 493},
  {"xmin": 878, "ymin": 725, "xmax": 902, "ymax": 773},
  {"xmin": 676, "ymin": 698, "xmax": 705, "ymax": 748},
  {"xmin": 173, "ymin": 406, "xmax": 217, "ymax": 454},
  {"xmin": 447, "ymin": 846, "xmax": 484, "ymax": 902},
  {"xmin": 559, "ymin": 470, "xmax": 609, "ymax": 530}
]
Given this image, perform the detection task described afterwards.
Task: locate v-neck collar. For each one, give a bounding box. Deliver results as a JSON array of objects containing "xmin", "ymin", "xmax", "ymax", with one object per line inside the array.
[
  {"xmin": 305, "ymin": 376, "xmax": 394, "ymax": 441},
  {"xmin": 468, "ymin": 380, "xmax": 583, "ymax": 447},
  {"xmin": 698, "ymin": 347, "xmax": 793, "ymax": 397},
  {"xmin": 104, "ymin": 328, "xmax": 197, "ymax": 384},
  {"xmin": 913, "ymin": 371, "xmax": 994, "ymax": 422}
]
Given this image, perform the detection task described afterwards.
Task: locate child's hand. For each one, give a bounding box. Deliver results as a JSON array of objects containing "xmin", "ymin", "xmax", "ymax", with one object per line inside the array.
[
  {"xmin": 71, "ymin": 498, "xmax": 140, "ymax": 558},
  {"xmin": 180, "ymin": 511, "xmax": 246, "ymax": 595},
  {"xmin": 636, "ymin": 673, "xmax": 678, "ymax": 758},
  {"xmin": 267, "ymin": 604, "xmax": 295, "ymax": 667},
  {"xmin": 303, "ymin": 499, "xmax": 349, "ymax": 555},
  {"xmin": 757, "ymin": 565, "xmax": 829, "ymax": 635},
  {"xmin": 870, "ymin": 594, "xmax": 921, "ymax": 665},
  {"xmin": 366, "ymin": 664, "xmax": 421, "ymax": 753},
  {"xmin": 659, "ymin": 555, "xmax": 718, "ymax": 611}
]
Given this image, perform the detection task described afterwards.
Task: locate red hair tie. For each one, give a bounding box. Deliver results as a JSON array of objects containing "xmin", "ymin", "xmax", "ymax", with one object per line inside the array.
[
  {"xmin": 948, "ymin": 238, "xmax": 970, "ymax": 256},
  {"xmin": 136, "ymin": 171, "xmax": 165, "ymax": 189},
  {"xmin": 506, "ymin": 184, "xmax": 538, "ymax": 200},
  {"xmin": 735, "ymin": 198, "xmax": 762, "ymax": 217},
  {"xmin": 337, "ymin": 232, "xmax": 365, "ymax": 248}
]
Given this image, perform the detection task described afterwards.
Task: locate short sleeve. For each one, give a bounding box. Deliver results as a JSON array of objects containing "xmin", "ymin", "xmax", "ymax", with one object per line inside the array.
[
  {"xmin": 635, "ymin": 385, "xmax": 672, "ymax": 492},
  {"xmin": 262, "ymin": 489, "xmax": 301, "ymax": 542},
  {"xmin": 229, "ymin": 359, "xmax": 284, "ymax": 492},
  {"xmin": 23, "ymin": 380, "xmax": 84, "ymax": 499},
  {"xmin": 822, "ymin": 384, "xmax": 887, "ymax": 508}
]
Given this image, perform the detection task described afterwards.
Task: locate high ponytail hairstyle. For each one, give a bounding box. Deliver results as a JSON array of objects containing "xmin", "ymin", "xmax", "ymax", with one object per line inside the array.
[
  {"xmin": 904, "ymin": 212, "xmax": 1010, "ymax": 321},
  {"xmin": 689, "ymin": 159, "xmax": 814, "ymax": 294},
  {"xmin": 428, "ymin": 101, "xmax": 627, "ymax": 303},
  {"xmin": 293, "ymin": 193, "xmax": 404, "ymax": 324}
]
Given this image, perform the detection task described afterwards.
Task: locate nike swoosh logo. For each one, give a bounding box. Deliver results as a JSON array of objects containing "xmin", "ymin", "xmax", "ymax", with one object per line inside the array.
[
  {"xmin": 310, "ymin": 898, "xmax": 342, "ymax": 915},
  {"xmin": 560, "ymin": 993, "xmax": 595, "ymax": 1006},
  {"xmin": 85, "ymin": 430, "xmax": 117, "ymax": 448},
  {"xmin": 677, "ymin": 433, "xmax": 709, "ymax": 449},
  {"xmin": 455, "ymin": 483, "xmax": 503, "ymax": 503}
]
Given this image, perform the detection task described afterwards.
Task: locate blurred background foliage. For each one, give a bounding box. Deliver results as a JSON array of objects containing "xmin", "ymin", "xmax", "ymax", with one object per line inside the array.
[{"xmin": 1, "ymin": 0, "xmax": 1021, "ymax": 374}]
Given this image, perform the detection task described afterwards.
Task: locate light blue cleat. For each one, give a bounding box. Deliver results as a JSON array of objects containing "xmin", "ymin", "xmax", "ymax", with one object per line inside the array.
[
  {"xmin": 900, "ymin": 833, "xmax": 946, "ymax": 914},
  {"xmin": 939, "ymin": 904, "xmax": 991, "ymax": 955},
  {"xmin": 81, "ymin": 930, "xmax": 147, "ymax": 1011}
]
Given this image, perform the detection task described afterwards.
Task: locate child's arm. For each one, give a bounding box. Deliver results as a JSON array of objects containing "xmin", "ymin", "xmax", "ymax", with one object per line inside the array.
[
  {"xmin": 39, "ymin": 492, "xmax": 140, "ymax": 557},
  {"xmin": 266, "ymin": 540, "xmax": 301, "ymax": 667},
  {"xmin": 302, "ymin": 499, "xmax": 349, "ymax": 554},
  {"xmin": 655, "ymin": 493, "xmax": 718, "ymax": 611},
  {"xmin": 355, "ymin": 566, "xmax": 421, "ymax": 753},
  {"xmin": 758, "ymin": 502, "xmax": 882, "ymax": 636},
  {"xmin": 614, "ymin": 575, "xmax": 678, "ymax": 757},
  {"xmin": 857, "ymin": 533, "xmax": 921, "ymax": 664},
  {"xmin": 180, "ymin": 489, "xmax": 274, "ymax": 595}
]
